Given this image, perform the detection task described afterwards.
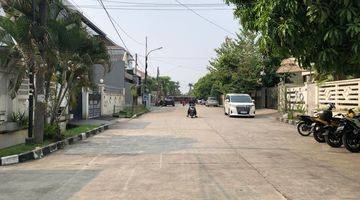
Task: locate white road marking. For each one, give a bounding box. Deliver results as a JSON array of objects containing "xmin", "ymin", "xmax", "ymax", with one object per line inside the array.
[{"xmin": 123, "ymin": 167, "xmax": 136, "ymax": 191}]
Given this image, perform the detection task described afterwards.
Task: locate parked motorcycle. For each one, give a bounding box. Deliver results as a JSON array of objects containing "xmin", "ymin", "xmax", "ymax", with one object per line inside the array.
[
  {"xmin": 311, "ymin": 104, "xmax": 337, "ymax": 143},
  {"xmin": 321, "ymin": 116, "xmax": 344, "ymax": 147},
  {"xmin": 338, "ymin": 116, "xmax": 360, "ymax": 152},
  {"xmin": 297, "ymin": 115, "xmax": 316, "ymax": 136},
  {"xmin": 323, "ymin": 109, "xmax": 357, "ymax": 148}
]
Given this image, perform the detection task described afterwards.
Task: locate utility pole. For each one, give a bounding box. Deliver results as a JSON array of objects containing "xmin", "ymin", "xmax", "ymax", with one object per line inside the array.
[
  {"xmin": 34, "ymin": 0, "xmax": 47, "ymax": 143},
  {"xmin": 144, "ymin": 37, "xmax": 148, "ymax": 93},
  {"xmin": 156, "ymin": 67, "xmax": 160, "ymax": 104},
  {"xmin": 143, "ymin": 37, "xmax": 163, "ymax": 106},
  {"xmin": 26, "ymin": 0, "xmax": 36, "ymax": 144},
  {"xmin": 134, "ymin": 54, "xmax": 138, "ymax": 75}
]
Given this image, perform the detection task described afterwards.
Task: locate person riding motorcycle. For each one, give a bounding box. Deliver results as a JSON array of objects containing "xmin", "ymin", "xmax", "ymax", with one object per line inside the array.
[{"xmin": 187, "ymin": 99, "xmax": 197, "ymax": 117}]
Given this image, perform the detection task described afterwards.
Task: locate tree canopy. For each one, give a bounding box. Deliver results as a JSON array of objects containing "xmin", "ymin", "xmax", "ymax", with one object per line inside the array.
[
  {"xmin": 193, "ymin": 31, "xmax": 279, "ymax": 100},
  {"xmin": 0, "ymin": 0, "xmax": 109, "ymax": 141},
  {"xmin": 147, "ymin": 76, "xmax": 181, "ymax": 97},
  {"xmin": 226, "ymin": 0, "xmax": 360, "ymax": 78}
]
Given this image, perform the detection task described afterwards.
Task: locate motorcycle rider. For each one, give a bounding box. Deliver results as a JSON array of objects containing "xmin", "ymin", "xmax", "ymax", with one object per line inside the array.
[{"xmin": 187, "ymin": 99, "xmax": 197, "ymax": 117}]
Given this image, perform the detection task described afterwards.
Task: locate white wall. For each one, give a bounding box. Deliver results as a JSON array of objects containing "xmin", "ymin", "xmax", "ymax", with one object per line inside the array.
[
  {"xmin": 101, "ymin": 92, "xmax": 125, "ymax": 116},
  {"xmin": 0, "ymin": 71, "xmax": 29, "ymax": 121},
  {"xmin": 280, "ymin": 78, "xmax": 360, "ymax": 114}
]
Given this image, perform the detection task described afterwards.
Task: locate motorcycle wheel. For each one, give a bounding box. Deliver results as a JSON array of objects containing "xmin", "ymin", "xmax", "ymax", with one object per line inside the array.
[
  {"xmin": 313, "ymin": 130, "xmax": 325, "ymax": 143},
  {"xmin": 324, "ymin": 130, "xmax": 342, "ymax": 148},
  {"xmin": 342, "ymin": 133, "xmax": 360, "ymax": 153},
  {"xmin": 297, "ymin": 122, "xmax": 311, "ymax": 136}
]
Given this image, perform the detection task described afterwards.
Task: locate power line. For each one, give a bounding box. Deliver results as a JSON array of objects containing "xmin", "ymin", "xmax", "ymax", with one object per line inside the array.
[
  {"xmin": 174, "ymin": 0, "xmax": 235, "ymax": 36},
  {"xmin": 138, "ymin": 54, "xmax": 210, "ymax": 60},
  {"xmin": 77, "ymin": 6, "xmax": 233, "ymax": 11},
  {"xmin": 139, "ymin": 55, "xmax": 207, "ymax": 72},
  {"xmin": 97, "ymin": 0, "xmax": 130, "ymax": 52},
  {"xmin": 152, "ymin": 56, "xmax": 210, "ymax": 60},
  {"xmin": 109, "ymin": 15, "xmax": 145, "ymax": 46},
  {"xmin": 69, "ymin": 0, "xmax": 84, "ymax": 12},
  {"xmin": 99, "ymin": 1, "xmax": 228, "ymax": 6}
]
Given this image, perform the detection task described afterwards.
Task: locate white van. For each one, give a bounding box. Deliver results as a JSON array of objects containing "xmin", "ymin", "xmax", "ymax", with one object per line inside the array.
[{"xmin": 224, "ymin": 94, "xmax": 255, "ymax": 117}]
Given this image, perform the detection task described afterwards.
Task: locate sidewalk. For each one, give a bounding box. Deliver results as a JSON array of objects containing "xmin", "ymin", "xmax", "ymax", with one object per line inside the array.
[
  {"xmin": 69, "ymin": 106, "xmax": 160, "ymax": 126},
  {"xmin": 69, "ymin": 117, "xmax": 127, "ymax": 127}
]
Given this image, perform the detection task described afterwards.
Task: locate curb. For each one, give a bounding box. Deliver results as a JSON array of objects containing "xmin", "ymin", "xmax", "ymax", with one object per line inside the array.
[
  {"xmin": 131, "ymin": 110, "xmax": 149, "ymax": 119},
  {"xmin": 278, "ymin": 117, "xmax": 299, "ymax": 127},
  {"xmin": 0, "ymin": 124, "xmax": 109, "ymax": 166}
]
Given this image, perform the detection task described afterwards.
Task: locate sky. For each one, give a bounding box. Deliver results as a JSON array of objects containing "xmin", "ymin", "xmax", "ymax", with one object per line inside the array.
[{"xmin": 70, "ymin": 0, "xmax": 240, "ymax": 93}]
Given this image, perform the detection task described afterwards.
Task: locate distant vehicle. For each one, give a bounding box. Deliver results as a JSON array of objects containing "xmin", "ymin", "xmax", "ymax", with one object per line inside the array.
[
  {"xmin": 205, "ymin": 97, "xmax": 219, "ymax": 107},
  {"xmin": 164, "ymin": 96, "xmax": 175, "ymax": 106},
  {"xmin": 224, "ymin": 94, "xmax": 255, "ymax": 117}
]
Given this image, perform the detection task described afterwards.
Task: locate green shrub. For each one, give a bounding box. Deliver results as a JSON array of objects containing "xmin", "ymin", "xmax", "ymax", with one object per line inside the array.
[
  {"xmin": 10, "ymin": 112, "xmax": 28, "ymax": 128},
  {"xmin": 114, "ymin": 105, "xmax": 148, "ymax": 118},
  {"xmin": 44, "ymin": 124, "xmax": 58, "ymax": 140}
]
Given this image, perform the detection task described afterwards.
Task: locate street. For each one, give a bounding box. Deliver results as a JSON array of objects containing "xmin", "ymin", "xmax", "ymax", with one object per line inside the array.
[{"xmin": 1, "ymin": 106, "xmax": 360, "ymax": 200}]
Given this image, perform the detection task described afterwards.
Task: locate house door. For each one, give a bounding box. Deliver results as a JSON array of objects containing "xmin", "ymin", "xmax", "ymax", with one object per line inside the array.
[{"xmin": 89, "ymin": 93, "xmax": 101, "ymax": 118}]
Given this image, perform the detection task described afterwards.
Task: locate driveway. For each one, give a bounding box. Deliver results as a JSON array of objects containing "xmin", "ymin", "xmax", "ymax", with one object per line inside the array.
[{"xmin": 1, "ymin": 106, "xmax": 360, "ymax": 200}]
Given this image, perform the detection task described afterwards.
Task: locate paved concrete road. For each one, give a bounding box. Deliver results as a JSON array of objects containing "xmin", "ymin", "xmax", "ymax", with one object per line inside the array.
[{"xmin": 1, "ymin": 106, "xmax": 360, "ymax": 200}]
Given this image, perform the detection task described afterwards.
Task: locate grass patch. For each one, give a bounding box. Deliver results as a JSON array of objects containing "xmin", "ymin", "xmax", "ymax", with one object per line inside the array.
[
  {"xmin": 0, "ymin": 141, "xmax": 51, "ymax": 158},
  {"xmin": 63, "ymin": 124, "xmax": 99, "ymax": 138},
  {"xmin": 0, "ymin": 124, "xmax": 101, "ymax": 158},
  {"xmin": 114, "ymin": 106, "xmax": 149, "ymax": 118}
]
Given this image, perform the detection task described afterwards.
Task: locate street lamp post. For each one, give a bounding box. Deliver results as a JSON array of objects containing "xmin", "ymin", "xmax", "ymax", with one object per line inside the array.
[{"xmin": 143, "ymin": 37, "xmax": 162, "ymax": 105}]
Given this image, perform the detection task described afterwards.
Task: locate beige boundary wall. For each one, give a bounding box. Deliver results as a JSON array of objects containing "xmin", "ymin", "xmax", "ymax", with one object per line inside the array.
[
  {"xmin": 99, "ymin": 84, "xmax": 125, "ymax": 116},
  {"xmin": 279, "ymin": 78, "xmax": 360, "ymax": 115}
]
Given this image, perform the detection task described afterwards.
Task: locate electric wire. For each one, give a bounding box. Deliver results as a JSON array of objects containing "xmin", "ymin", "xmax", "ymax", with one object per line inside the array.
[
  {"xmin": 97, "ymin": 0, "xmax": 130, "ymax": 52},
  {"xmin": 97, "ymin": 0, "xmax": 229, "ymax": 7},
  {"xmin": 76, "ymin": 7, "xmax": 233, "ymax": 11},
  {"xmin": 109, "ymin": 15, "xmax": 145, "ymax": 46},
  {"xmin": 174, "ymin": 0, "xmax": 235, "ymax": 36}
]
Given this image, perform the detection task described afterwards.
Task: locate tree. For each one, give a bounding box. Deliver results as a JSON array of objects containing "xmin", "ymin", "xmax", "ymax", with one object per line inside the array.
[
  {"xmin": 0, "ymin": 0, "xmax": 109, "ymax": 142},
  {"xmin": 193, "ymin": 30, "xmax": 279, "ymax": 100},
  {"xmin": 147, "ymin": 76, "xmax": 181, "ymax": 97},
  {"xmin": 226, "ymin": 0, "xmax": 360, "ymax": 78},
  {"xmin": 46, "ymin": 13, "xmax": 109, "ymax": 127},
  {"xmin": 193, "ymin": 73, "xmax": 216, "ymax": 99}
]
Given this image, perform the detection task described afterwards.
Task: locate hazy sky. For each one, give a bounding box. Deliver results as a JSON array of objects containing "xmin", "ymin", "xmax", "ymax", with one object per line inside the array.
[{"xmin": 71, "ymin": 0, "xmax": 240, "ymax": 93}]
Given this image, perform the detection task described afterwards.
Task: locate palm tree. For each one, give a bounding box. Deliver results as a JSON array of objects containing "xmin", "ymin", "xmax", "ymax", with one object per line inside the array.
[{"xmin": 0, "ymin": 0, "xmax": 110, "ymax": 141}]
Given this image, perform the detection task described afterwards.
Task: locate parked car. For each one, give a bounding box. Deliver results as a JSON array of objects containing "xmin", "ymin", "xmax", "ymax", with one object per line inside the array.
[
  {"xmin": 206, "ymin": 97, "xmax": 219, "ymax": 107},
  {"xmin": 224, "ymin": 94, "xmax": 255, "ymax": 117},
  {"xmin": 164, "ymin": 97, "xmax": 175, "ymax": 106}
]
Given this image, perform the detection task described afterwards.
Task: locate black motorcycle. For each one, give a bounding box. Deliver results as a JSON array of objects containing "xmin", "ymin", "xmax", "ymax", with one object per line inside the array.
[
  {"xmin": 187, "ymin": 103, "xmax": 197, "ymax": 118},
  {"xmin": 323, "ymin": 109, "xmax": 357, "ymax": 148},
  {"xmin": 311, "ymin": 104, "xmax": 336, "ymax": 143},
  {"xmin": 322, "ymin": 116, "xmax": 344, "ymax": 148},
  {"xmin": 339, "ymin": 117, "xmax": 360, "ymax": 153},
  {"xmin": 297, "ymin": 115, "xmax": 314, "ymax": 136}
]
